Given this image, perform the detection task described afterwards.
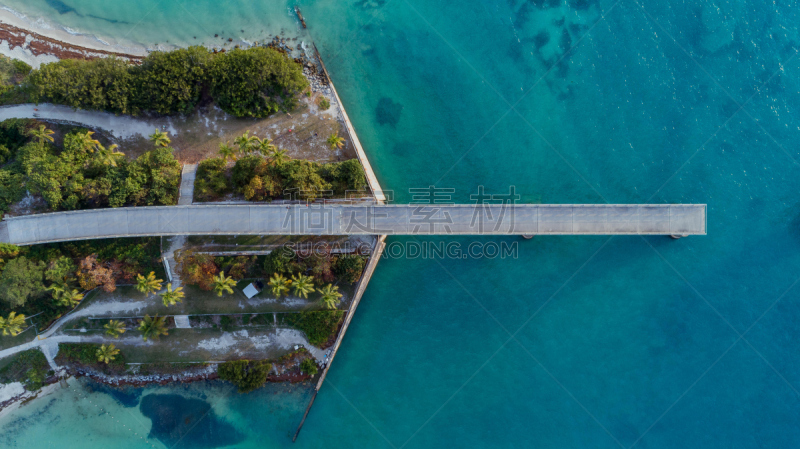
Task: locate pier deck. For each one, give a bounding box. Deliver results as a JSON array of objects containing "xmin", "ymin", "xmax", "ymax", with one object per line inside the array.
[{"xmin": 0, "ymin": 204, "xmax": 706, "ymax": 246}]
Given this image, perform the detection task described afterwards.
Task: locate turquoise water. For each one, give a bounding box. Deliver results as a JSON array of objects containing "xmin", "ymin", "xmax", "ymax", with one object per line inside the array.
[{"xmin": 3, "ymin": 0, "xmax": 800, "ymax": 447}]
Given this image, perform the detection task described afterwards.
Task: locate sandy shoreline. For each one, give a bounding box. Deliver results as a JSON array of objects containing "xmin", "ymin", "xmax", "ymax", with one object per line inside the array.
[{"xmin": 0, "ymin": 21, "xmax": 144, "ymax": 67}]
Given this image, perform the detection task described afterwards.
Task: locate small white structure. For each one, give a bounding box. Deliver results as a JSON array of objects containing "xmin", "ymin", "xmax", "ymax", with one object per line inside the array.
[{"xmin": 243, "ymin": 282, "xmax": 263, "ymax": 299}]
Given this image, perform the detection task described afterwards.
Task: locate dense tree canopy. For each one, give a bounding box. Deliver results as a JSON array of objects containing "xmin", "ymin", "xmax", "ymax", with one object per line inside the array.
[
  {"xmin": 28, "ymin": 57, "xmax": 133, "ymax": 114},
  {"xmin": 0, "ymin": 257, "xmax": 46, "ymax": 308},
  {"xmin": 23, "ymin": 47, "xmax": 307, "ymax": 118},
  {"xmin": 131, "ymin": 47, "xmax": 212, "ymax": 115},
  {"xmin": 209, "ymin": 47, "xmax": 308, "ymax": 117}
]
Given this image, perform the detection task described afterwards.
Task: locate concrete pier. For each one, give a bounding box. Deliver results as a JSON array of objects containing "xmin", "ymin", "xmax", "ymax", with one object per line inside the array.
[{"xmin": 0, "ymin": 204, "xmax": 706, "ymax": 246}]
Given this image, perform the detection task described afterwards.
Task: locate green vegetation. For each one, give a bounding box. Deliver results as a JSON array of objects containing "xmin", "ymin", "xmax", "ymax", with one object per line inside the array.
[
  {"xmin": 263, "ymin": 247, "xmax": 296, "ymax": 275},
  {"xmin": 332, "ymin": 255, "xmax": 367, "ymax": 284},
  {"xmin": 217, "ymin": 359, "xmax": 272, "ymax": 393},
  {"xmin": 0, "ymin": 120, "xmax": 181, "ymax": 215},
  {"xmin": 208, "ymin": 47, "xmax": 308, "ymax": 117},
  {"xmin": 0, "ymin": 349, "xmax": 49, "ymax": 390},
  {"xmin": 96, "ymin": 344, "xmax": 120, "ymax": 364},
  {"xmin": 291, "ymin": 274, "xmax": 315, "ymax": 298},
  {"xmin": 268, "ymin": 273, "xmax": 291, "ymax": 297},
  {"xmin": 0, "ymin": 257, "xmax": 46, "ymax": 307},
  {"xmin": 212, "ymin": 272, "xmax": 237, "ymax": 296},
  {"xmin": 326, "ymin": 131, "xmax": 345, "ymax": 150},
  {"xmin": 56, "ymin": 343, "xmax": 126, "ymax": 374},
  {"xmin": 194, "ymin": 157, "xmax": 229, "ymax": 201},
  {"xmin": 317, "ymin": 97, "xmax": 330, "ymax": 111},
  {"xmin": 318, "ymin": 284, "xmax": 343, "ymax": 309},
  {"xmin": 138, "ymin": 315, "xmax": 169, "ymax": 341},
  {"xmin": 0, "ymin": 56, "xmax": 32, "ymax": 103},
  {"xmin": 300, "ymin": 358, "xmax": 318, "ymax": 376},
  {"xmin": 22, "ymin": 46, "xmax": 307, "ymax": 117},
  {"xmin": 0, "ymin": 311, "xmax": 27, "ymax": 336},
  {"xmin": 160, "ymin": 284, "xmax": 185, "ymax": 307},
  {"xmin": 104, "ymin": 319, "xmax": 126, "ymax": 338},
  {"xmin": 135, "ymin": 271, "xmax": 163, "ymax": 297},
  {"xmin": 284, "ymin": 311, "xmax": 344, "ymax": 347},
  {"xmin": 193, "ymin": 149, "xmax": 367, "ymax": 202},
  {"xmin": 0, "ymin": 237, "xmax": 163, "ymax": 328}
]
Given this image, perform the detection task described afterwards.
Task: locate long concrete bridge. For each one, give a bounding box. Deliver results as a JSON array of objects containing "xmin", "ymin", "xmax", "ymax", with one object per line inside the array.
[{"xmin": 0, "ymin": 204, "xmax": 706, "ymax": 246}]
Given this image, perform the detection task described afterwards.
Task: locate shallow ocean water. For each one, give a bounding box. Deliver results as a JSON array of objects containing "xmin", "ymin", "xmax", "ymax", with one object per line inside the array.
[{"xmin": 2, "ymin": 0, "xmax": 800, "ymax": 447}]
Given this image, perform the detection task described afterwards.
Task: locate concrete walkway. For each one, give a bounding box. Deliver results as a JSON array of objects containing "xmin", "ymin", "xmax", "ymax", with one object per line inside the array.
[
  {"xmin": 0, "ymin": 204, "xmax": 707, "ymax": 246},
  {"xmin": 178, "ymin": 164, "xmax": 197, "ymax": 206}
]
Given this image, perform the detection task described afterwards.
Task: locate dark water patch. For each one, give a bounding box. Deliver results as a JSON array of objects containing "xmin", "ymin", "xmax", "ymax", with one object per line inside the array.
[
  {"xmin": 567, "ymin": 0, "xmax": 593, "ymax": 11},
  {"xmin": 140, "ymin": 394, "xmax": 244, "ymax": 449},
  {"xmin": 45, "ymin": 0, "xmax": 79, "ymax": 15},
  {"xmin": 375, "ymin": 97, "xmax": 403, "ymax": 127},
  {"xmin": 559, "ymin": 28, "xmax": 572, "ymax": 52},
  {"xmin": 85, "ymin": 380, "xmax": 142, "ymax": 408},
  {"xmin": 533, "ymin": 32, "xmax": 550, "ymax": 50},
  {"xmin": 86, "ymin": 14, "xmax": 129, "ymax": 24}
]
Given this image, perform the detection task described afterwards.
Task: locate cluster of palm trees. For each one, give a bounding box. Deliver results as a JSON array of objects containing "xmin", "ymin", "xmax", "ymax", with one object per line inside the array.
[
  {"xmin": 135, "ymin": 271, "xmax": 185, "ymax": 307},
  {"xmin": 101, "ymin": 314, "xmax": 169, "ymax": 342},
  {"xmin": 0, "ymin": 311, "xmax": 27, "ymax": 337},
  {"xmin": 28, "ymin": 124, "xmax": 126, "ymax": 167},
  {"xmin": 219, "ymin": 131, "xmax": 289, "ymax": 165},
  {"xmin": 267, "ymin": 273, "xmax": 343, "ymax": 309}
]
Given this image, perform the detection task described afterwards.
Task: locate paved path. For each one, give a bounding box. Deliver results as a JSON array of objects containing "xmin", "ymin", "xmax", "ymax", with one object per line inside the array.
[
  {"xmin": 0, "ymin": 204, "xmax": 706, "ymax": 245},
  {"xmin": 178, "ymin": 164, "xmax": 197, "ymax": 206}
]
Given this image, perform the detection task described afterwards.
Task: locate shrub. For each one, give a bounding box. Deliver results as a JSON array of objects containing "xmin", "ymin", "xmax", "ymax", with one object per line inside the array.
[
  {"xmin": 218, "ymin": 360, "xmax": 272, "ymax": 393},
  {"xmin": 209, "ymin": 47, "xmax": 308, "ymax": 118},
  {"xmin": 176, "ymin": 250, "xmax": 218, "ymax": 290},
  {"xmin": 0, "ymin": 349, "xmax": 49, "ymax": 390},
  {"xmin": 317, "ymin": 97, "xmax": 330, "ymax": 110},
  {"xmin": 28, "ymin": 57, "xmax": 133, "ymax": 114},
  {"xmin": 333, "ymin": 255, "xmax": 367, "ymax": 284},
  {"xmin": 195, "ymin": 157, "xmax": 229, "ymax": 200},
  {"xmin": 263, "ymin": 247, "xmax": 296, "ymax": 275},
  {"xmin": 300, "ymin": 358, "xmax": 318, "ymax": 376},
  {"xmin": 284, "ymin": 311, "xmax": 344, "ymax": 347},
  {"xmin": 131, "ymin": 46, "xmax": 212, "ymax": 115},
  {"xmin": 0, "ymin": 256, "xmax": 46, "ymax": 307}
]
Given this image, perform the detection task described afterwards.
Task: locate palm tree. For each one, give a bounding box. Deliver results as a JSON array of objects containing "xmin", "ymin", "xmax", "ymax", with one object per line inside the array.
[
  {"xmin": 137, "ymin": 315, "xmax": 169, "ymax": 341},
  {"xmin": 318, "ymin": 284, "xmax": 343, "ymax": 309},
  {"xmin": 96, "ymin": 344, "xmax": 120, "ymax": 364},
  {"xmin": 291, "ymin": 274, "xmax": 315, "ymax": 298},
  {"xmin": 58, "ymin": 289, "xmax": 84, "ymax": 308},
  {"xmin": 326, "ymin": 131, "xmax": 345, "ymax": 150},
  {"xmin": 135, "ymin": 271, "xmax": 163, "ymax": 297},
  {"xmin": 77, "ymin": 130, "xmax": 100, "ymax": 152},
  {"xmin": 149, "ymin": 129, "xmax": 171, "ymax": 147},
  {"xmin": 268, "ymin": 148, "xmax": 289, "ymax": 166},
  {"xmin": 28, "ymin": 124, "xmax": 54, "ymax": 145},
  {"xmin": 212, "ymin": 272, "xmax": 237, "ymax": 297},
  {"xmin": 160, "ymin": 284, "xmax": 185, "ymax": 306},
  {"xmin": 268, "ymin": 273, "xmax": 291, "ymax": 297},
  {"xmin": 218, "ymin": 143, "xmax": 236, "ymax": 162},
  {"xmin": 235, "ymin": 131, "xmax": 258, "ymax": 155},
  {"xmin": 257, "ymin": 137, "xmax": 277, "ymax": 157},
  {"xmin": 47, "ymin": 284, "xmax": 65, "ymax": 301},
  {"xmin": 94, "ymin": 143, "xmax": 125, "ymax": 167},
  {"xmin": 104, "ymin": 319, "xmax": 126, "ymax": 338},
  {"xmin": 0, "ymin": 312, "xmax": 26, "ymax": 336}
]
